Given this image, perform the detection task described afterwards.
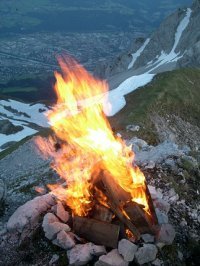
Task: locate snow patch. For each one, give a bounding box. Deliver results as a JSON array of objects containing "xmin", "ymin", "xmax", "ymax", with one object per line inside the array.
[
  {"xmin": 104, "ymin": 73, "xmax": 155, "ymax": 116},
  {"xmin": 148, "ymin": 8, "xmax": 192, "ymax": 72},
  {"xmin": 0, "ymin": 99, "xmax": 49, "ymax": 127},
  {"xmin": 128, "ymin": 39, "xmax": 150, "ymax": 69},
  {"xmin": 0, "ymin": 99, "xmax": 49, "ymax": 151}
]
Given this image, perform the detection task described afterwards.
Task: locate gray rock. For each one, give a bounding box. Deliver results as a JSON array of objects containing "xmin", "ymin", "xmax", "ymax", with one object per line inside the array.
[
  {"xmin": 178, "ymin": 250, "xmax": 183, "ymax": 261},
  {"xmin": 163, "ymin": 158, "xmax": 177, "ymax": 172},
  {"xmin": 96, "ymin": 249, "xmax": 129, "ymax": 266},
  {"xmin": 42, "ymin": 213, "xmax": 71, "ymax": 240},
  {"xmin": 156, "ymin": 224, "xmax": 176, "ymax": 245},
  {"xmin": 52, "ymin": 230, "xmax": 75, "ymax": 250},
  {"xmin": 126, "ymin": 124, "xmax": 140, "ymax": 132},
  {"xmin": 152, "ymin": 258, "xmax": 163, "ymax": 266},
  {"xmin": 153, "ymin": 198, "xmax": 170, "ymax": 214},
  {"xmin": 155, "ymin": 208, "xmax": 169, "ymax": 224},
  {"xmin": 141, "ymin": 234, "xmax": 155, "ymax": 243},
  {"xmin": 145, "ymin": 161, "xmax": 156, "ymax": 169},
  {"xmin": 135, "ymin": 244, "xmax": 158, "ymax": 265},
  {"xmin": 89, "ymin": 243, "xmax": 106, "ymax": 256},
  {"xmin": 52, "ymin": 201, "xmax": 69, "ymax": 223},
  {"xmin": 128, "ymin": 137, "xmax": 148, "ymax": 150},
  {"xmin": 0, "ymin": 179, "xmax": 7, "ymax": 204},
  {"xmin": 118, "ymin": 238, "xmax": 138, "ymax": 262},
  {"xmin": 67, "ymin": 243, "xmax": 93, "ymax": 266},
  {"xmin": 168, "ymin": 188, "xmax": 176, "ymax": 198},
  {"xmin": 49, "ymin": 254, "xmax": 59, "ymax": 265},
  {"xmin": 135, "ymin": 141, "xmax": 185, "ymax": 166},
  {"xmin": 7, "ymin": 194, "xmax": 55, "ymax": 234},
  {"xmin": 67, "ymin": 243, "xmax": 106, "ymax": 265},
  {"xmin": 148, "ymin": 185, "xmax": 163, "ymax": 200}
]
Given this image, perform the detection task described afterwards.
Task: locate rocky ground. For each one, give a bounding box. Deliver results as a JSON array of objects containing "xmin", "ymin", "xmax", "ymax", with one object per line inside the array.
[{"xmin": 0, "ymin": 134, "xmax": 199, "ymax": 265}]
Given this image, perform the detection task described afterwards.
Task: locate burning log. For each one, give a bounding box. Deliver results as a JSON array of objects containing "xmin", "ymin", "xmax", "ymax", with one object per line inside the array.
[
  {"xmin": 124, "ymin": 201, "xmax": 154, "ymax": 234},
  {"xmin": 145, "ymin": 183, "xmax": 158, "ymax": 226},
  {"xmin": 95, "ymin": 170, "xmax": 141, "ymax": 240},
  {"xmin": 92, "ymin": 204, "xmax": 113, "ymax": 223},
  {"xmin": 99, "ymin": 170, "xmax": 131, "ymax": 207},
  {"xmin": 73, "ymin": 216, "xmax": 120, "ymax": 248}
]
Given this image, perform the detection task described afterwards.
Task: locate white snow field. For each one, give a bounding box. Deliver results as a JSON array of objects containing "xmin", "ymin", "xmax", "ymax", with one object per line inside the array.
[
  {"xmin": 103, "ymin": 73, "xmax": 155, "ymax": 116},
  {"xmin": 147, "ymin": 8, "xmax": 192, "ymax": 72},
  {"xmin": 128, "ymin": 38, "xmax": 150, "ymax": 69},
  {"xmin": 0, "ymin": 99, "xmax": 48, "ymax": 151}
]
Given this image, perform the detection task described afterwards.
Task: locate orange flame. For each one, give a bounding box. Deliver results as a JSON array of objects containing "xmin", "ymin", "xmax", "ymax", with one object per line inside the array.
[{"xmin": 36, "ymin": 56, "xmax": 150, "ymax": 216}]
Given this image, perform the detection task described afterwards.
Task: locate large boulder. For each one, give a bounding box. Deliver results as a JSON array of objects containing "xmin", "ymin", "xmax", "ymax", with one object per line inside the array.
[{"xmin": 7, "ymin": 194, "xmax": 55, "ymax": 234}]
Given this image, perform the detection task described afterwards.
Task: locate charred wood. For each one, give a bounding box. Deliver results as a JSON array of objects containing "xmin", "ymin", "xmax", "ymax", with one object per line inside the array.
[{"xmin": 73, "ymin": 216, "xmax": 120, "ymax": 248}]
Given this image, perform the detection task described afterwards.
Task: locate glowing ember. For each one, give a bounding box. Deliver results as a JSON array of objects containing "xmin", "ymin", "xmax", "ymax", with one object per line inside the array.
[{"xmin": 36, "ymin": 56, "xmax": 150, "ymax": 217}]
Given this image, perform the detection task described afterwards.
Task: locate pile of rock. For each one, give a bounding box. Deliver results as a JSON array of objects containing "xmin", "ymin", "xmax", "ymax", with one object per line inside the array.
[{"xmin": 4, "ymin": 183, "xmax": 175, "ymax": 265}]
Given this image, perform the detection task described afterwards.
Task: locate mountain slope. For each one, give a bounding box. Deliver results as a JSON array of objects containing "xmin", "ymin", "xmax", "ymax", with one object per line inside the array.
[
  {"xmin": 109, "ymin": 68, "xmax": 200, "ymax": 149},
  {"xmin": 95, "ymin": 0, "xmax": 200, "ymax": 81}
]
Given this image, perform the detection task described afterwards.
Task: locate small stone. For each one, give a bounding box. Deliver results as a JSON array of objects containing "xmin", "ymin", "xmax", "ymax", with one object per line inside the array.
[
  {"xmin": 148, "ymin": 185, "xmax": 163, "ymax": 200},
  {"xmin": 52, "ymin": 230, "xmax": 75, "ymax": 250},
  {"xmin": 180, "ymin": 219, "xmax": 187, "ymax": 227},
  {"xmin": 42, "ymin": 213, "xmax": 71, "ymax": 240},
  {"xmin": 126, "ymin": 124, "xmax": 140, "ymax": 132},
  {"xmin": 169, "ymin": 194, "xmax": 179, "ymax": 203},
  {"xmin": 155, "ymin": 208, "xmax": 169, "ymax": 224},
  {"xmin": 49, "ymin": 254, "xmax": 59, "ymax": 265},
  {"xmin": 178, "ymin": 250, "xmax": 183, "ymax": 261},
  {"xmin": 118, "ymin": 239, "xmax": 138, "ymax": 262},
  {"xmin": 43, "ymin": 213, "xmax": 59, "ymax": 225},
  {"xmin": 156, "ymin": 242, "xmax": 166, "ymax": 249},
  {"xmin": 141, "ymin": 234, "xmax": 155, "ymax": 243},
  {"xmin": 156, "ymin": 224, "xmax": 175, "ymax": 245},
  {"xmin": 152, "ymin": 258, "xmax": 163, "ymax": 266},
  {"xmin": 135, "ymin": 244, "xmax": 158, "ymax": 265},
  {"xmin": 168, "ymin": 188, "xmax": 176, "ymax": 198},
  {"xmin": 67, "ymin": 244, "xmax": 93, "ymax": 266},
  {"xmin": 153, "ymin": 198, "xmax": 170, "ymax": 214},
  {"xmin": 89, "ymin": 243, "xmax": 106, "ymax": 256},
  {"xmin": 54, "ymin": 201, "xmax": 69, "ymax": 223},
  {"xmin": 145, "ymin": 161, "xmax": 156, "ymax": 169},
  {"xmin": 96, "ymin": 249, "xmax": 129, "ymax": 266}
]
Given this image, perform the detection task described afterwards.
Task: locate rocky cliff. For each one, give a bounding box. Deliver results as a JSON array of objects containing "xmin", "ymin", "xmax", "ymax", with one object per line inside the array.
[{"xmin": 95, "ymin": 0, "xmax": 200, "ymax": 81}]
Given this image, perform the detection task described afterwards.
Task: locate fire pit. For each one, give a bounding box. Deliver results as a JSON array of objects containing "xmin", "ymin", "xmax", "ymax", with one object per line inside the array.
[{"xmin": 36, "ymin": 56, "xmax": 158, "ymax": 247}]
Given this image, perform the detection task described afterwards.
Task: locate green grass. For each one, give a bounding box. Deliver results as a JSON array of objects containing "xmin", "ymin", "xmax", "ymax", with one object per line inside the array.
[{"xmin": 109, "ymin": 68, "xmax": 200, "ymax": 143}]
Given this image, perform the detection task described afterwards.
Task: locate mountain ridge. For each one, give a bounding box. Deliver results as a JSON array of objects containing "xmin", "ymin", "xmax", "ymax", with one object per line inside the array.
[{"xmin": 95, "ymin": 0, "xmax": 200, "ymax": 81}]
